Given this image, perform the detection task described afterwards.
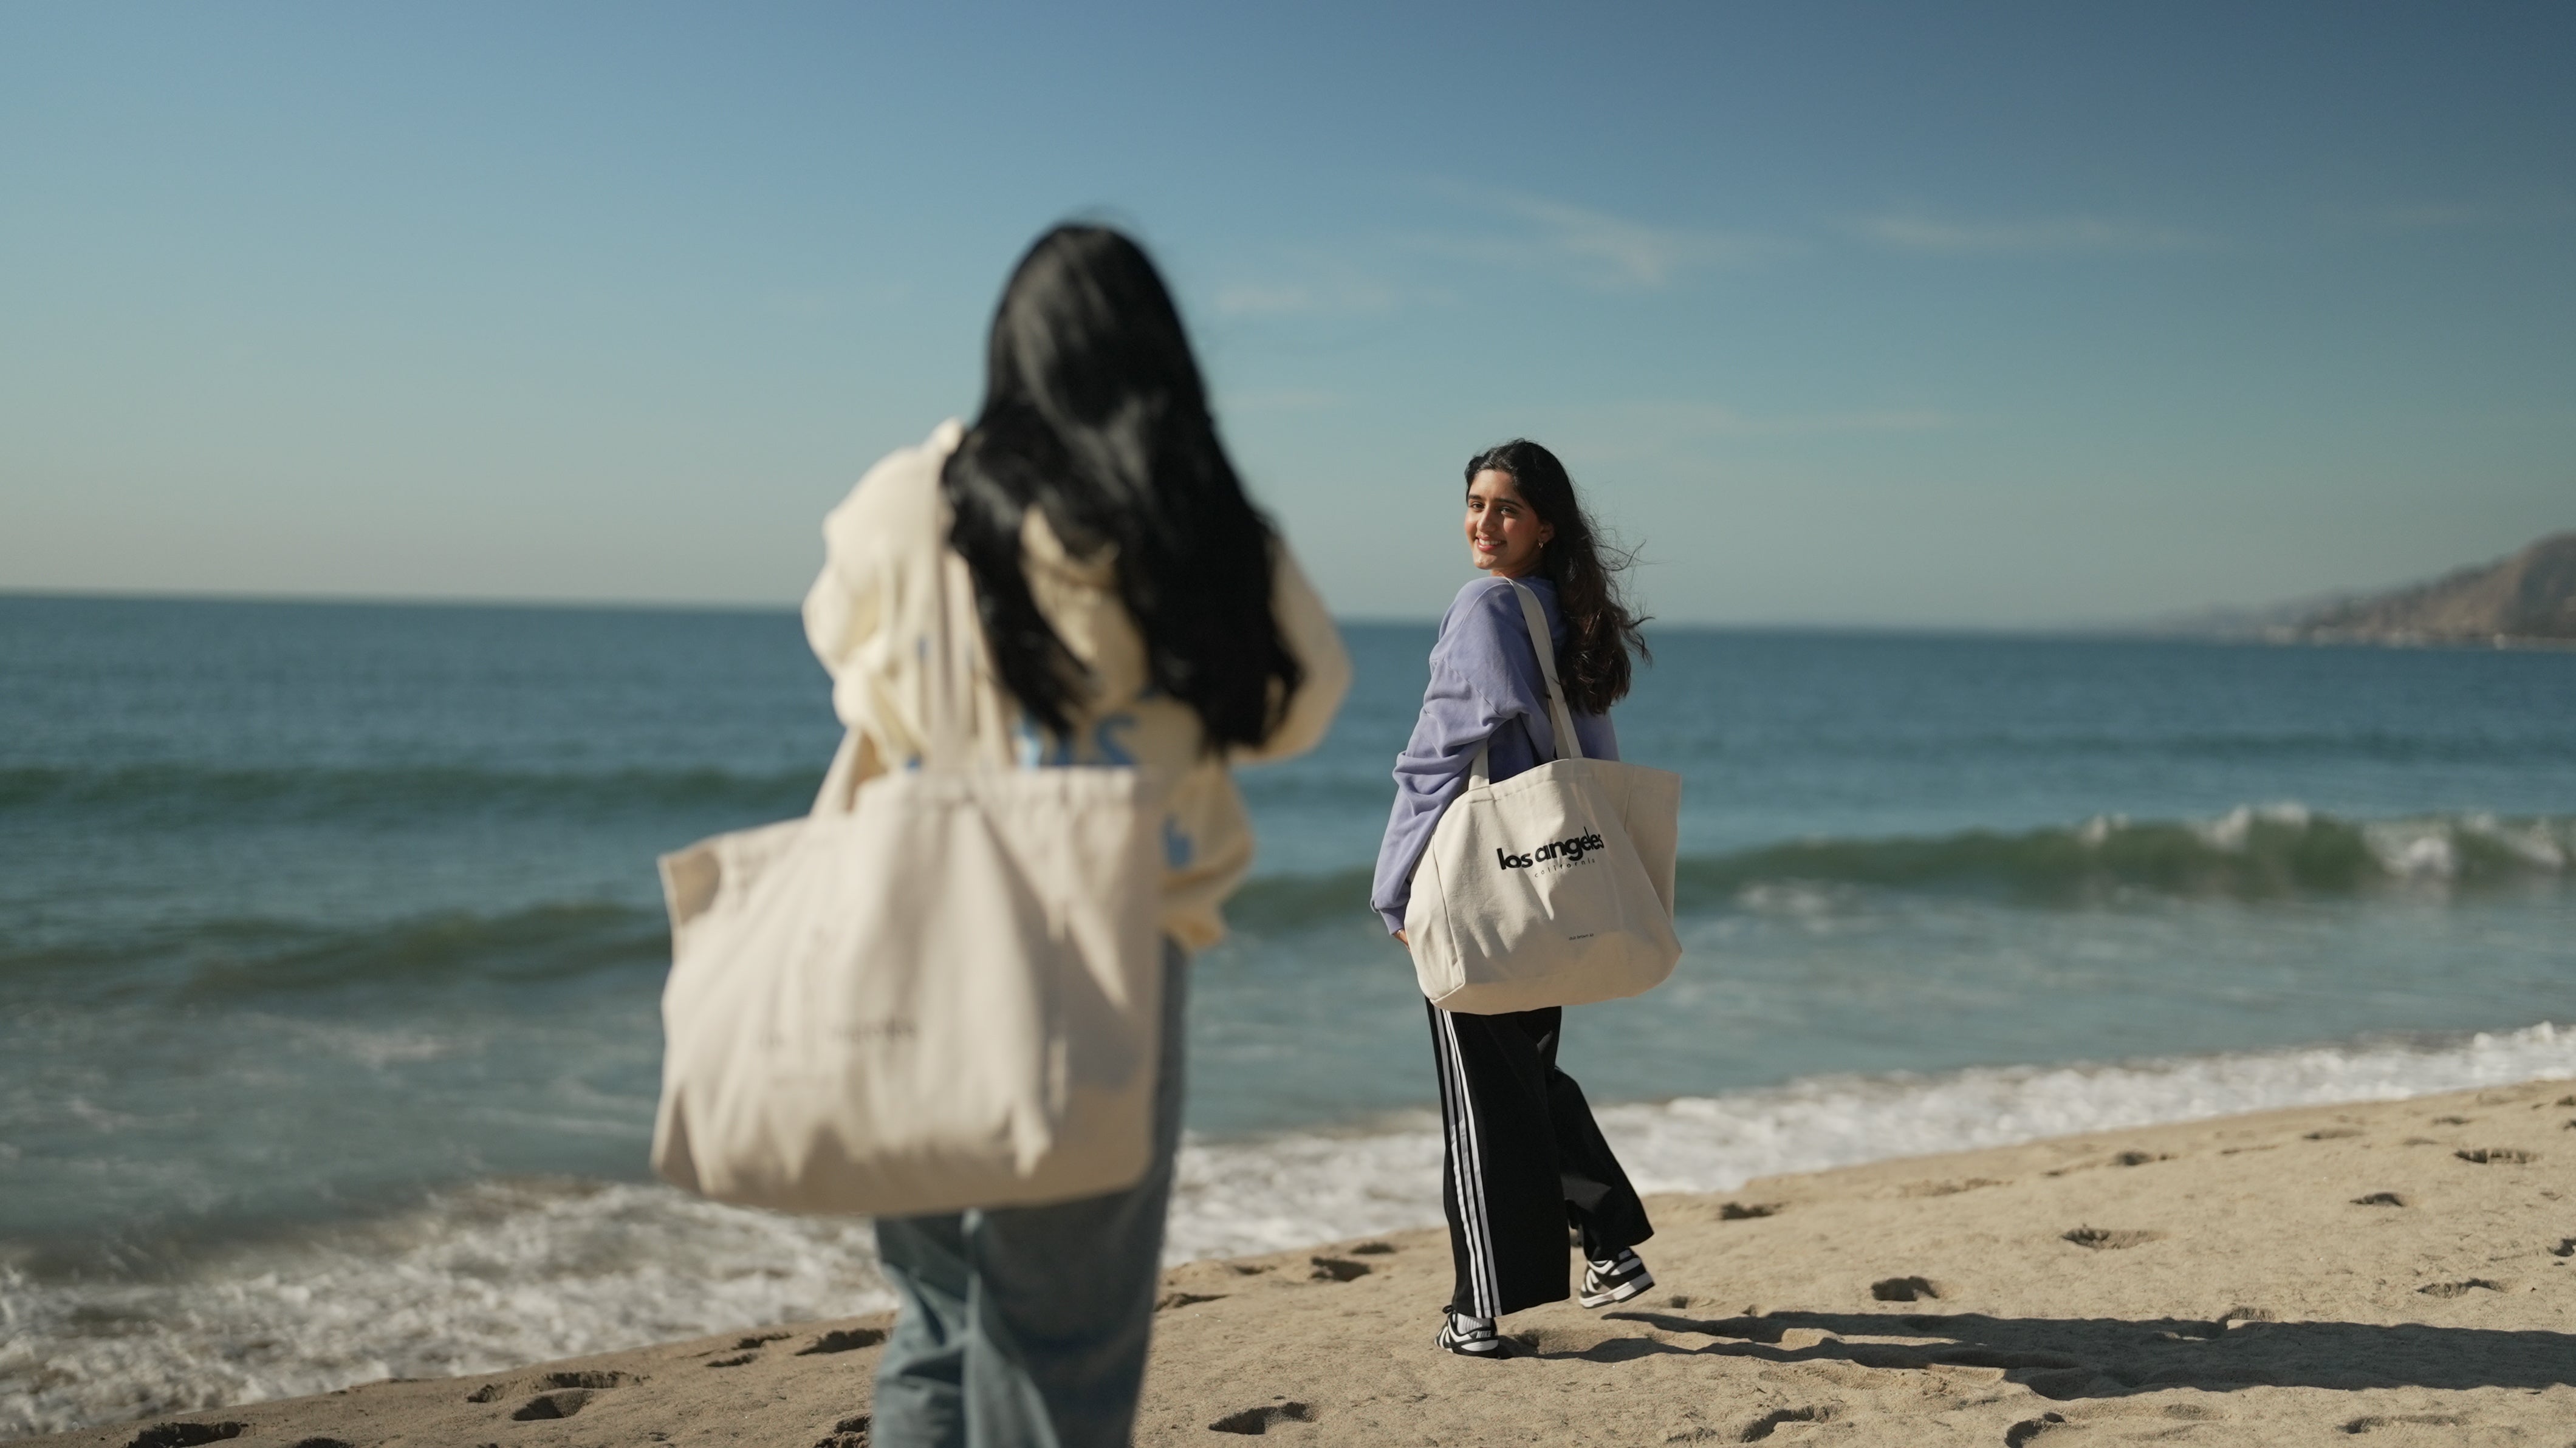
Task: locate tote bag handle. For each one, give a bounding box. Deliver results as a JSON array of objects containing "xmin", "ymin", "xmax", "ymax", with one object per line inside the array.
[
  {"xmin": 919, "ymin": 553, "xmax": 987, "ymax": 773},
  {"xmin": 808, "ymin": 549, "xmax": 996, "ymax": 818},
  {"xmin": 1467, "ymin": 581, "xmax": 1586, "ymax": 788}
]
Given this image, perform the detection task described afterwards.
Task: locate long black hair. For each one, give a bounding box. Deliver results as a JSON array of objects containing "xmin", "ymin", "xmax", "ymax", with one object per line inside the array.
[
  {"xmin": 941, "ymin": 225, "xmax": 1302, "ymax": 749},
  {"xmin": 1464, "ymin": 439, "xmax": 1647, "ymax": 715}
]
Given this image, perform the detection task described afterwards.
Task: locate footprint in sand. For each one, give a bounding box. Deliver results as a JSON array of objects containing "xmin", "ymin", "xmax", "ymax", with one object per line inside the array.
[
  {"xmin": 2022, "ymin": 1369, "xmax": 2114, "ymax": 1401},
  {"xmin": 1738, "ymin": 1405, "xmax": 1836, "ymax": 1441},
  {"xmin": 2003, "ymin": 1412, "xmax": 2071, "ymax": 1446},
  {"xmin": 2306, "ymin": 1127, "xmax": 2364, "ymax": 1140},
  {"xmin": 1870, "ymin": 1276, "xmax": 1942, "ymax": 1302},
  {"xmin": 1156, "ymin": 1291, "xmax": 1224, "ymax": 1311},
  {"xmin": 1899, "ymin": 1177, "xmax": 2007, "ymax": 1197},
  {"xmin": 2062, "ymin": 1226, "xmax": 2163, "ymax": 1250},
  {"xmin": 1719, "ymin": 1201, "xmax": 1782, "ymax": 1220},
  {"xmin": 1349, "ymin": 1241, "xmax": 1397, "ymax": 1255},
  {"xmin": 510, "ymin": 1390, "xmax": 594, "ymax": 1421},
  {"xmin": 499, "ymin": 1372, "xmax": 640, "ymax": 1416},
  {"xmin": 1307, "ymin": 1255, "xmax": 1370, "ymax": 1282},
  {"xmin": 710, "ymin": 1331, "xmax": 797, "ymax": 1367},
  {"xmin": 2349, "ymin": 1192, "xmax": 2408, "ymax": 1207},
  {"xmin": 541, "ymin": 1371, "xmax": 631, "ymax": 1389},
  {"xmin": 1208, "ymin": 1401, "xmax": 1316, "ymax": 1435},
  {"xmin": 124, "ymin": 1426, "xmax": 245, "ymax": 1448},
  {"xmin": 2341, "ymin": 1413, "xmax": 2468, "ymax": 1433},
  {"xmin": 2417, "ymin": 1279, "xmax": 2504, "ymax": 1298},
  {"xmin": 812, "ymin": 1413, "xmax": 870, "ymax": 1447},
  {"xmin": 796, "ymin": 1328, "xmax": 888, "ymax": 1355},
  {"xmin": 2455, "ymin": 1147, "xmax": 2537, "ymax": 1165},
  {"xmin": 2550, "ymin": 1238, "xmax": 2575, "ymax": 1258}
]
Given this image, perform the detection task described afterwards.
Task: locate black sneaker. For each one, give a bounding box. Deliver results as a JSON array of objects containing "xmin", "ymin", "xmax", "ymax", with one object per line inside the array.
[
  {"xmin": 1577, "ymin": 1248, "xmax": 1654, "ymax": 1308},
  {"xmin": 1434, "ymin": 1311, "xmax": 1510, "ymax": 1358}
]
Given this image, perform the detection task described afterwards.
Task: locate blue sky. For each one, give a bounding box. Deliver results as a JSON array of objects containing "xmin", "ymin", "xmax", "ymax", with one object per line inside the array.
[{"xmin": 2, "ymin": 2, "xmax": 2569, "ymax": 624}]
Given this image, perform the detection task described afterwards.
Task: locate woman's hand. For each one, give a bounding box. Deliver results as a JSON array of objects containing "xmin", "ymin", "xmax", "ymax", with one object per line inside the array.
[{"xmin": 1394, "ymin": 929, "xmax": 1408, "ymax": 946}]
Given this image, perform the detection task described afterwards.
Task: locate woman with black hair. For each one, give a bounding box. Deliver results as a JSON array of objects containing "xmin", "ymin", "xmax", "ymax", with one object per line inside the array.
[
  {"xmin": 1371, "ymin": 440, "xmax": 1657, "ymax": 1359},
  {"xmin": 804, "ymin": 225, "xmax": 1349, "ymax": 1445}
]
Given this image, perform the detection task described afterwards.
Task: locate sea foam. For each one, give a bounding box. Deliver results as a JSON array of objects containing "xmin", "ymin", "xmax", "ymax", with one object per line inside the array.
[
  {"xmin": 5, "ymin": 1022, "xmax": 2571, "ymax": 1438},
  {"xmin": 1171, "ymin": 1019, "xmax": 2576, "ymax": 1260}
]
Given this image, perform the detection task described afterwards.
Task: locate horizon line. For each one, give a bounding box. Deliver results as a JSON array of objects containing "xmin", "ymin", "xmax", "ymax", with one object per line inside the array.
[{"xmin": 0, "ymin": 585, "xmax": 2334, "ymax": 643}]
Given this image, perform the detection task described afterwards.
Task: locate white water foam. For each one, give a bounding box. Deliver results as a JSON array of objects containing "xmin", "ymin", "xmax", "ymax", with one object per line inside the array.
[
  {"xmin": 7, "ymin": 1022, "xmax": 2572, "ymax": 1438},
  {"xmin": 1172, "ymin": 1019, "xmax": 2576, "ymax": 1262},
  {"xmin": 0, "ymin": 1181, "xmax": 890, "ymax": 1439}
]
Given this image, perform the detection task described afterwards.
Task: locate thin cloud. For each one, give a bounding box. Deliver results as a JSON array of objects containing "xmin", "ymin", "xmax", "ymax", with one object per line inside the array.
[
  {"xmin": 1594, "ymin": 400, "xmax": 1956, "ymax": 439},
  {"xmin": 1210, "ymin": 278, "xmax": 1405, "ymax": 319},
  {"xmin": 1414, "ymin": 185, "xmax": 1779, "ymax": 289},
  {"xmin": 1859, "ymin": 213, "xmax": 2212, "ymax": 254},
  {"xmin": 1209, "ymin": 188, "xmax": 1770, "ymax": 313},
  {"xmin": 1203, "ymin": 250, "xmax": 1420, "ymax": 319},
  {"xmin": 1528, "ymin": 400, "xmax": 1958, "ymax": 466}
]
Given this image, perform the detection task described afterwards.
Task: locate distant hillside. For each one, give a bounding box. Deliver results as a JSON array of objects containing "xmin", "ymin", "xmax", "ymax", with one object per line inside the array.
[{"xmin": 2295, "ymin": 531, "xmax": 2576, "ymax": 644}]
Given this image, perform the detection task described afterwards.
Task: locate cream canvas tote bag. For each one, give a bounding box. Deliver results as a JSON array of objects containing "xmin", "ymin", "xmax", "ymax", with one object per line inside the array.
[
  {"xmin": 651, "ymin": 558, "xmax": 1163, "ymax": 1217},
  {"xmin": 1405, "ymin": 581, "xmax": 1683, "ymax": 1014}
]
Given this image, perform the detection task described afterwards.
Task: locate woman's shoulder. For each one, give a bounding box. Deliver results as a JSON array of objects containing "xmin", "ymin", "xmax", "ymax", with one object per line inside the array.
[
  {"xmin": 821, "ymin": 419, "xmax": 966, "ymax": 562},
  {"xmin": 1441, "ymin": 573, "xmax": 1522, "ymax": 624},
  {"xmin": 1431, "ymin": 575, "xmax": 1547, "ymax": 679},
  {"xmin": 1439, "ymin": 574, "xmax": 1555, "ymax": 637}
]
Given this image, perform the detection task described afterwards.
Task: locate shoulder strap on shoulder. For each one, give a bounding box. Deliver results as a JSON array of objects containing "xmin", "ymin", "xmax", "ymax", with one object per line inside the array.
[{"xmin": 1506, "ymin": 581, "xmax": 1584, "ymax": 762}]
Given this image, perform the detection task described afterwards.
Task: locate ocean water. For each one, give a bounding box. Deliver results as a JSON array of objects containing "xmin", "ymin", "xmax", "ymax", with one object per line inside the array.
[{"xmin": 4, "ymin": 593, "xmax": 2574, "ymax": 1436}]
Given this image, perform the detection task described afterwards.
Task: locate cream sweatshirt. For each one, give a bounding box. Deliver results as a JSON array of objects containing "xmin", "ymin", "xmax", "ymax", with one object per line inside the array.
[{"xmin": 801, "ymin": 420, "xmax": 1351, "ymax": 951}]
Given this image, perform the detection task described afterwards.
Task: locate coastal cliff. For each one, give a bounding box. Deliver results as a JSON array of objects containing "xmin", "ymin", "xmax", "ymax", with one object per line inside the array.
[{"xmin": 2295, "ymin": 531, "xmax": 2576, "ymax": 645}]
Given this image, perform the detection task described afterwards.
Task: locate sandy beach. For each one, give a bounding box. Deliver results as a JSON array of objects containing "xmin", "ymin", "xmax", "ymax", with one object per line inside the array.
[{"xmin": 24, "ymin": 1078, "xmax": 2574, "ymax": 1448}]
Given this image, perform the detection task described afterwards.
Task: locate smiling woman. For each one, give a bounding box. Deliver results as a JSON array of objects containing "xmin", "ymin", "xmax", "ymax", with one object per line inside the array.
[
  {"xmin": 1371, "ymin": 438, "xmax": 1663, "ymax": 1357},
  {"xmin": 1459, "ymin": 440, "xmax": 1648, "ymax": 715}
]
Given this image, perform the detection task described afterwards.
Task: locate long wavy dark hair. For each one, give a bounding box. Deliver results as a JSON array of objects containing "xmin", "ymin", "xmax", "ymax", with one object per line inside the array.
[
  {"xmin": 1465, "ymin": 439, "xmax": 1647, "ymax": 714},
  {"xmin": 940, "ymin": 225, "xmax": 1302, "ymax": 748}
]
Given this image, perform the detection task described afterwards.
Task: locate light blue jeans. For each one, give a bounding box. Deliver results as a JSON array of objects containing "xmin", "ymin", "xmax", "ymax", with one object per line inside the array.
[{"xmin": 869, "ymin": 942, "xmax": 1187, "ymax": 1448}]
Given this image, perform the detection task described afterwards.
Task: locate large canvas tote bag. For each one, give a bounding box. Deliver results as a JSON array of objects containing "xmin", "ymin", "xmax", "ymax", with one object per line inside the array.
[
  {"xmin": 1405, "ymin": 581, "xmax": 1682, "ymax": 1014},
  {"xmin": 650, "ymin": 558, "xmax": 1163, "ymax": 1217}
]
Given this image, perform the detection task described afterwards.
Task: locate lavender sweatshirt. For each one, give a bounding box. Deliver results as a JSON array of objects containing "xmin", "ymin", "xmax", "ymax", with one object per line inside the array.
[{"xmin": 1370, "ymin": 575, "xmax": 1619, "ymax": 935}]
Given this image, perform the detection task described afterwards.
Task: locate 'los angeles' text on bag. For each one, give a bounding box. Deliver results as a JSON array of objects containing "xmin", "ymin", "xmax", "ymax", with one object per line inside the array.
[{"xmin": 1495, "ymin": 831, "xmax": 1608, "ymax": 870}]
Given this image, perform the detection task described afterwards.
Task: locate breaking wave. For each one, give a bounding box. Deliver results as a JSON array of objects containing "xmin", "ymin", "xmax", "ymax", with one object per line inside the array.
[
  {"xmin": 1230, "ymin": 806, "xmax": 2575, "ymax": 928},
  {"xmin": 1671, "ymin": 805, "xmax": 2574, "ymax": 906},
  {"xmin": 16, "ymin": 805, "xmax": 2567, "ymax": 1001},
  {"xmin": 8, "ymin": 1022, "xmax": 2570, "ymax": 1438}
]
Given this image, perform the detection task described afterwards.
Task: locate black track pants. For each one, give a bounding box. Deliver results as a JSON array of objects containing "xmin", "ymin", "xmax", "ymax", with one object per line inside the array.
[{"xmin": 1425, "ymin": 1001, "xmax": 1654, "ymax": 1319}]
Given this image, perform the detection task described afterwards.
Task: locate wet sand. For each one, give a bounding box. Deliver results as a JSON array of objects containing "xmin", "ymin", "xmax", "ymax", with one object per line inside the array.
[{"xmin": 26, "ymin": 1079, "xmax": 2576, "ymax": 1447}]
